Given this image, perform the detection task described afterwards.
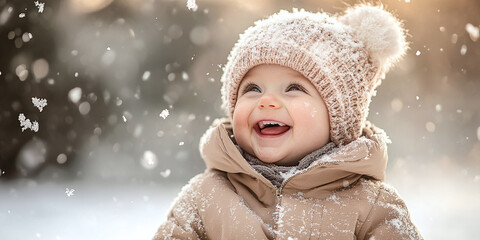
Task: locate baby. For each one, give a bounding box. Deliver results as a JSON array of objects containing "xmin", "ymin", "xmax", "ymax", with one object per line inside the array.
[{"xmin": 154, "ymin": 4, "xmax": 423, "ymax": 240}]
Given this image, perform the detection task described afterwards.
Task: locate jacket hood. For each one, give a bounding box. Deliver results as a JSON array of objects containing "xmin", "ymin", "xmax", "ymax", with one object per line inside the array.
[{"xmin": 199, "ymin": 118, "xmax": 389, "ymax": 198}]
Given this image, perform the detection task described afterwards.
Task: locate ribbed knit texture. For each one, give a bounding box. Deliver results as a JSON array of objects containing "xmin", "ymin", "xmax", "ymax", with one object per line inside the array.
[
  {"xmin": 220, "ymin": 5, "xmax": 407, "ymax": 145},
  {"xmin": 240, "ymin": 142, "xmax": 336, "ymax": 188}
]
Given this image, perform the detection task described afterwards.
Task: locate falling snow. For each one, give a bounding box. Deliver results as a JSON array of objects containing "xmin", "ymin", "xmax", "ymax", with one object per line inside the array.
[
  {"xmin": 465, "ymin": 23, "xmax": 479, "ymax": 42},
  {"xmin": 34, "ymin": 1, "xmax": 45, "ymax": 13},
  {"xmin": 159, "ymin": 109, "xmax": 169, "ymax": 119},
  {"xmin": 142, "ymin": 71, "xmax": 151, "ymax": 81},
  {"xmin": 18, "ymin": 113, "xmax": 39, "ymax": 132},
  {"xmin": 32, "ymin": 97, "xmax": 47, "ymax": 112},
  {"xmin": 141, "ymin": 150, "xmax": 158, "ymax": 170},
  {"xmin": 65, "ymin": 188, "xmax": 75, "ymax": 197},
  {"xmin": 68, "ymin": 87, "xmax": 82, "ymax": 104},
  {"xmin": 160, "ymin": 169, "xmax": 171, "ymax": 178},
  {"xmin": 187, "ymin": 0, "xmax": 198, "ymax": 11},
  {"xmin": 460, "ymin": 44, "xmax": 467, "ymax": 55}
]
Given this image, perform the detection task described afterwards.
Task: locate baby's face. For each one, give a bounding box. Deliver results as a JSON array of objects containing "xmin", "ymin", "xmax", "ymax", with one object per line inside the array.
[{"xmin": 232, "ymin": 64, "xmax": 330, "ymax": 166}]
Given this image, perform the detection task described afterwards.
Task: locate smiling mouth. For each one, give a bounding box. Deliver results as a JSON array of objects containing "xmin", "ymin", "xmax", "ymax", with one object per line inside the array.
[{"xmin": 254, "ymin": 120, "xmax": 291, "ymax": 136}]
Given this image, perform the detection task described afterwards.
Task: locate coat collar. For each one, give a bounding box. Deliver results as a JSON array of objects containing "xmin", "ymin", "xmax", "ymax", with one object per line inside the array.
[{"xmin": 199, "ymin": 118, "xmax": 389, "ymax": 198}]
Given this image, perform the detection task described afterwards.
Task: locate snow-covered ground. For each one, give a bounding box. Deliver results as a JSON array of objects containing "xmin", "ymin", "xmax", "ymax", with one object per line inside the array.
[
  {"xmin": 1, "ymin": 160, "xmax": 479, "ymax": 240},
  {"xmin": 0, "ymin": 179, "xmax": 182, "ymax": 240}
]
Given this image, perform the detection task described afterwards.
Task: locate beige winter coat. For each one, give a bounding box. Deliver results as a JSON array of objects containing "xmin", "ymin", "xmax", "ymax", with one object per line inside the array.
[{"xmin": 153, "ymin": 119, "xmax": 422, "ymax": 239}]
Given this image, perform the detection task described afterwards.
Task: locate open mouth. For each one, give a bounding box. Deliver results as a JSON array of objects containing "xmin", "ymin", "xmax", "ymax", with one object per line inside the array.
[{"xmin": 254, "ymin": 120, "xmax": 291, "ymax": 136}]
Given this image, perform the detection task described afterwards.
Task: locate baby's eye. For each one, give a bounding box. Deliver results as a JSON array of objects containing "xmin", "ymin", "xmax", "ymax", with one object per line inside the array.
[
  {"xmin": 245, "ymin": 84, "xmax": 261, "ymax": 93},
  {"xmin": 286, "ymin": 84, "xmax": 305, "ymax": 92}
]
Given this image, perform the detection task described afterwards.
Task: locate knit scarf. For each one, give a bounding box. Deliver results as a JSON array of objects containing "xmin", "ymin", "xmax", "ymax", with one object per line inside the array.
[{"xmin": 238, "ymin": 142, "xmax": 337, "ymax": 188}]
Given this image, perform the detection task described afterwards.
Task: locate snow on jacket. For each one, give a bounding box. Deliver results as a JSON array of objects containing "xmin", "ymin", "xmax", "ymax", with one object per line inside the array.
[{"xmin": 153, "ymin": 119, "xmax": 423, "ymax": 240}]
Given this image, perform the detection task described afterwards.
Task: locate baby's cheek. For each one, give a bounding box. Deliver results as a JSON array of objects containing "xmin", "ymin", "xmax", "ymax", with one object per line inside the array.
[{"xmin": 292, "ymin": 101, "xmax": 318, "ymax": 119}]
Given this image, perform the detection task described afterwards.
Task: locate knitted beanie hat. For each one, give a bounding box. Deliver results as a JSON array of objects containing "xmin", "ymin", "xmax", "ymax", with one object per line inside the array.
[{"xmin": 220, "ymin": 4, "xmax": 407, "ymax": 145}]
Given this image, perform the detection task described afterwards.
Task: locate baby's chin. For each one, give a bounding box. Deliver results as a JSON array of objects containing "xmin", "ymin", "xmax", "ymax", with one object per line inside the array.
[{"xmin": 254, "ymin": 152, "xmax": 300, "ymax": 166}]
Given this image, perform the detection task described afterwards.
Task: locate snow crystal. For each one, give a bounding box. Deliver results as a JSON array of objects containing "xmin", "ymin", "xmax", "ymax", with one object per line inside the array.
[
  {"xmin": 435, "ymin": 104, "xmax": 442, "ymax": 112},
  {"xmin": 32, "ymin": 59, "xmax": 49, "ymax": 79},
  {"xmin": 160, "ymin": 169, "xmax": 171, "ymax": 178},
  {"xmin": 466, "ymin": 23, "xmax": 479, "ymax": 42},
  {"xmin": 22, "ymin": 32, "xmax": 33, "ymax": 43},
  {"xmin": 159, "ymin": 109, "xmax": 169, "ymax": 119},
  {"xmin": 0, "ymin": 169, "xmax": 5, "ymax": 176},
  {"xmin": 74, "ymin": 72, "xmax": 79, "ymax": 77},
  {"xmin": 115, "ymin": 97, "xmax": 123, "ymax": 106},
  {"xmin": 34, "ymin": 1, "xmax": 45, "ymax": 13},
  {"xmin": 460, "ymin": 44, "xmax": 467, "ymax": 55},
  {"xmin": 56, "ymin": 153, "xmax": 67, "ymax": 164},
  {"xmin": 182, "ymin": 71, "xmax": 189, "ymax": 81},
  {"xmin": 78, "ymin": 102, "xmax": 91, "ymax": 115},
  {"xmin": 279, "ymin": 168, "xmax": 299, "ymax": 181},
  {"xmin": 31, "ymin": 97, "xmax": 47, "ymax": 112},
  {"xmin": 141, "ymin": 150, "xmax": 158, "ymax": 170},
  {"xmin": 16, "ymin": 64, "xmax": 28, "ymax": 81},
  {"xmin": 186, "ymin": 0, "xmax": 198, "ymax": 11},
  {"xmin": 68, "ymin": 87, "xmax": 82, "ymax": 104},
  {"xmin": 18, "ymin": 113, "xmax": 39, "ymax": 132},
  {"xmin": 19, "ymin": 13, "xmax": 25, "ymax": 18},
  {"xmin": 179, "ymin": 141, "xmax": 185, "ymax": 146},
  {"xmin": 122, "ymin": 115, "xmax": 127, "ymax": 122},
  {"xmin": 65, "ymin": 188, "xmax": 75, "ymax": 197},
  {"xmin": 415, "ymin": 50, "xmax": 421, "ymax": 56},
  {"xmin": 325, "ymin": 193, "xmax": 342, "ymax": 205},
  {"xmin": 142, "ymin": 71, "xmax": 151, "ymax": 81}
]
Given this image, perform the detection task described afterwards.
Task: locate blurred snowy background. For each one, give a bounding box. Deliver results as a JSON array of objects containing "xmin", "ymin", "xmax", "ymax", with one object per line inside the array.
[{"xmin": 0, "ymin": 0, "xmax": 479, "ymax": 239}]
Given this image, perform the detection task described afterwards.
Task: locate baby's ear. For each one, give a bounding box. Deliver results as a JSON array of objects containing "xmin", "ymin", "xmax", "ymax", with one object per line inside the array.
[{"xmin": 339, "ymin": 4, "xmax": 408, "ymax": 72}]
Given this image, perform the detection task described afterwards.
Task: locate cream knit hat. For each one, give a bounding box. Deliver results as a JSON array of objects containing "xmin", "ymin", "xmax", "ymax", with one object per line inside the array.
[{"xmin": 221, "ymin": 4, "xmax": 407, "ymax": 145}]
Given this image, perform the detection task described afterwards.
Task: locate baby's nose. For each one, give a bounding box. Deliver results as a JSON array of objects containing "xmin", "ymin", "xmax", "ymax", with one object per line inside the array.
[{"xmin": 258, "ymin": 95, "xmax": 281, "ymax": 109}]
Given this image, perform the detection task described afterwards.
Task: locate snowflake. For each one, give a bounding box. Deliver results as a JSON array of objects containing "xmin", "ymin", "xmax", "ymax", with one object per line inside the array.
[
  {"xmin": 159, "ymin": 109, "xmax": 169, "ymax": 119},
  {"xmin": 18, "ymin": 113, "xmax": 39, "ymax": 132},
  {"xmin": 466, "ymin": 23, "xmax": 479, "ymax": 42},
  {"xmin": 34, "ymin": 1, "xmax": 45, "ymax": 13},
  {"xmin": 160, "ymin": 169, "xmax": 171, "ymax": 178},
  {"xmin": 32, "ymin": 97, "xmax": 47, "ymax": 112},
  {"xmin": 65, "ymin": 188, "xmax": 75, "ymax": 197},
  {"xmin": 186, "ymin": 0, "xmax": 198, "ymax": 11}
]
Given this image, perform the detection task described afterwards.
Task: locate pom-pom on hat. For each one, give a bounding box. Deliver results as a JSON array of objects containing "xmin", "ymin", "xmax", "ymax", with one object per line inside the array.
[{"xmin": 220, "ymin": 4, "xmax": 407, "ymax": 145}]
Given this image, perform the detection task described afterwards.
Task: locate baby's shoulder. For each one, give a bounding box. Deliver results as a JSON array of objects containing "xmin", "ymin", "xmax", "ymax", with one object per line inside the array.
[
  {"xmin": 331, "ymin": 177, "xmax": 404, "ymax": 211},
  {"xmin": 181, "ymin": 169, "xmax": 235, "ymax": 196}
]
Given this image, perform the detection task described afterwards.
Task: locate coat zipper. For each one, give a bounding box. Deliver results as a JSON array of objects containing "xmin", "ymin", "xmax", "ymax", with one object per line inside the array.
[{"xmin": 273, "ymin": 177, "xmax": 294, "ymax": 237}]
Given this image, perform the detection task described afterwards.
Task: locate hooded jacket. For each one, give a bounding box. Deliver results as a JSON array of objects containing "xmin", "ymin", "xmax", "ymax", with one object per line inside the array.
[{"xmin": 153, "ymin": 119, "xmax": 422, "ymax": 240}]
